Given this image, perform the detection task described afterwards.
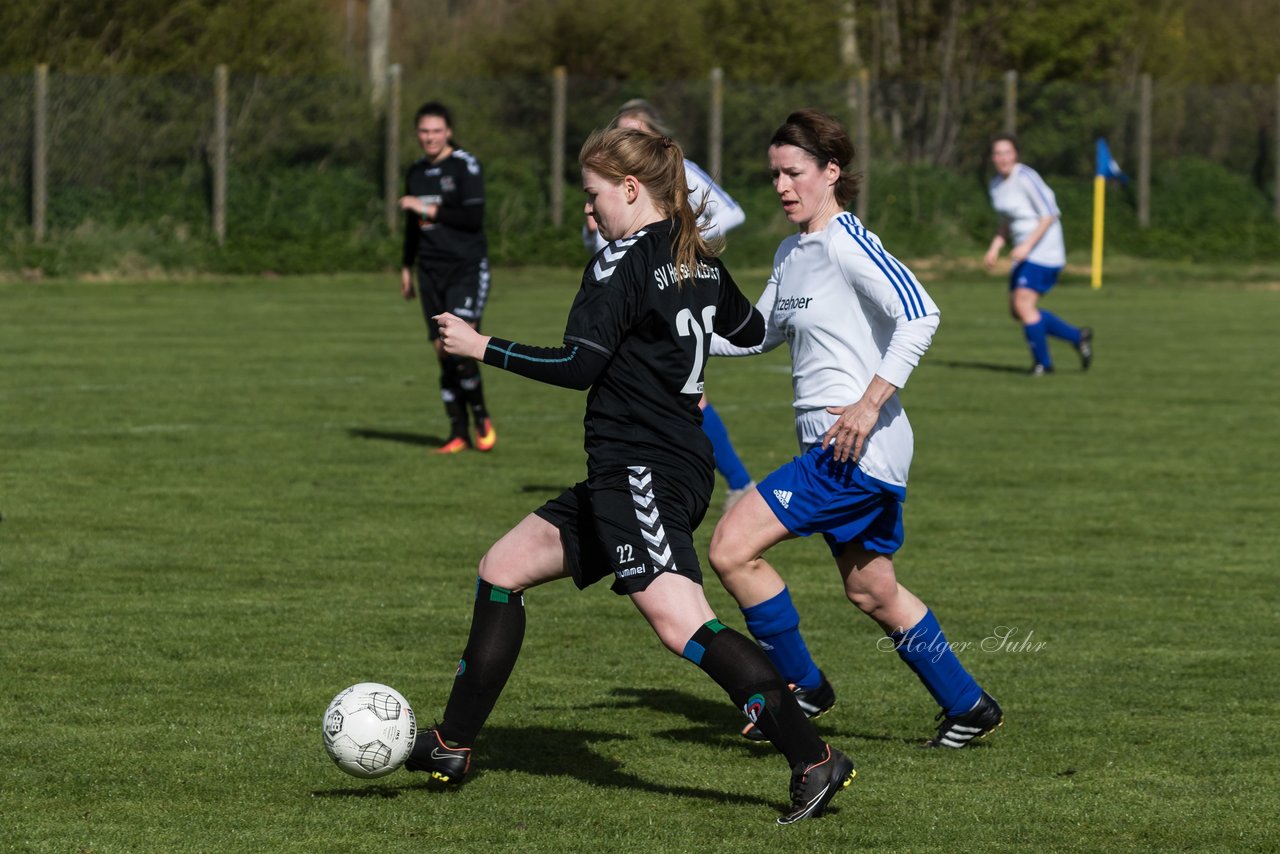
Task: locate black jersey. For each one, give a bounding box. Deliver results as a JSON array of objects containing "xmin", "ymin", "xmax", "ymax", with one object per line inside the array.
[
  {"xmin": 401, "ymin": 148, "xmax": 487, "ymax": 267},
  {"xmin": 564, "ymin": 220, "xmax": 757, "ymax": 486}
]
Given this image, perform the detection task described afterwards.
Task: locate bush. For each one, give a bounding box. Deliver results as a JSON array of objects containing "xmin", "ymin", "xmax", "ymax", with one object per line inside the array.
[{"xmin": 2, "ymin": 155, "xmax": 1277, "ymax": 279}]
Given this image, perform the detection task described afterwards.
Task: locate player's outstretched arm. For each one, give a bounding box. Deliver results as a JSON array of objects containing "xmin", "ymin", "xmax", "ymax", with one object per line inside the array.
[
  {"xmin": 481, "ymin": 338, "xmax": 607, "ymax": 391},
  {"xmin": 435, "ymin": 311, "xmax": 607, "ymax": 390}
]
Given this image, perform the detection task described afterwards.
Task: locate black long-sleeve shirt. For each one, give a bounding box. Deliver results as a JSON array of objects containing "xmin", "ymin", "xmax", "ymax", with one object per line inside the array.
[
  {"xmin": 481, "ymin": 220, "xmax": 764, "ymax": 483},
  {"xmin": 401, "ymin": 148, "xmax": 487, "ymax": 267}
]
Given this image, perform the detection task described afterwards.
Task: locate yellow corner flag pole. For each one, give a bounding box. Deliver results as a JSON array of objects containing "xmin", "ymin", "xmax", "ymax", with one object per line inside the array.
[
  {"xmin": 1089, "ymin": 138, "xmax": 1123, "ymax": 290},
  {"xmin": 1091, "ymin": 172, "xmax": 1105, "ymax": 289}
]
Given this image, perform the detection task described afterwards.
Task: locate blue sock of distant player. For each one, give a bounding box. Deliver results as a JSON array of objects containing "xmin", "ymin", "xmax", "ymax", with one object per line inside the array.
[
  {"xmin": 1022, "ymin": 318, "xmax": 1053, "ymax": 368},
  {"xmin": 1038, "ymin": 309, "xmax": 1081, "ymax": 344},
  {"xmin": 741, "ymin": 587, "xmax": 823, "ymax": 691},
  {"xmin": 890, "ymin": 609, "xmax": 983, "ymax": 717},
  {"xmin": 701, "ymin": 402, "xmax": 752, "ymax": 490}
]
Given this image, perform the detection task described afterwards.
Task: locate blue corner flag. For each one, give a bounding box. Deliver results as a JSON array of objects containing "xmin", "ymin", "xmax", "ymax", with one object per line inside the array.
[{"xmin": 1095, "ymin": 138, "xmax": 1128, "ymax": 185}]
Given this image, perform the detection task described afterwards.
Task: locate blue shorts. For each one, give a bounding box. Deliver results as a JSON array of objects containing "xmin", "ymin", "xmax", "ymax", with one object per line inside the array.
[
  {"xmin": 758, "ymin": 445, "xmax": 906, "ymax": 558},
  {"xmin": 1009, "ymin": 260, "xmax": 1062, "ymax": 294}
]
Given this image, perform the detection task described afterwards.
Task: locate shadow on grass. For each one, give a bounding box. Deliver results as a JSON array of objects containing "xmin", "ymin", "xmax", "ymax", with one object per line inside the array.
[
  {"xmin": 478, "ymin": 725, "xmax": 775, "ymax": 807},
  {"xmin": 601, "ymin": 686, "xmax": 916, "ymax": 748},
  {"xmin": 311, "ymin": 784, "xmax": 405, "ymax": 799},
  {"xmin": 520, "ymin": 484, "xmax": 568, "ymax": 495},
  {"xmin": 928, "ymin": 359, "xmax": 1028, "ymax": 374},
  {"xmin": 347, "ymin": 427, "xmax": 447, "ymax": 447}
]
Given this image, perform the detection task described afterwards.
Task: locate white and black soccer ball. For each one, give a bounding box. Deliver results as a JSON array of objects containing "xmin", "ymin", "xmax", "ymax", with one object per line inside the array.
[{"xmin": 322, "ymin": 682, "xmax": 417, "ymax": 778}]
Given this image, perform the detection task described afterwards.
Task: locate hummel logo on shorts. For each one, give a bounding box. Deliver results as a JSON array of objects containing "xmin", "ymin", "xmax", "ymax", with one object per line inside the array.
[{"xmin": 773, "ymin": 489, "xmax": 793, "ymax": 509}]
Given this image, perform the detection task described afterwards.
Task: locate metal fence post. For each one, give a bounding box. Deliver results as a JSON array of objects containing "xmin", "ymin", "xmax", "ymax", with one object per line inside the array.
[
  {"xmin": 213, "ymin": 65, "xmax": 228, "ymax": 246},
  {"xmin": 1004, "ymin": 70, "xmax": 1018, "ymax": 136},
  {"xmin": 856, "ymin": 68, "xmax": 870, "ymax": 222},
  {"xmin": 1138, "ymin": 73, "xmax": 1151, "ymax": 228},
  {"xmin": 708, "ymin": 67, "xmax": 723, "ymax": 180},
  {"xmin": 385, "ymin": 64, "xmax": 401, "ymax": 232},
  {"xmin": 550, "ymin": 66, "xmax": 567, "ymax": 228},
  {"xmin": 33, "ymin": 64, "xmax": 48, "ymax": 242}
]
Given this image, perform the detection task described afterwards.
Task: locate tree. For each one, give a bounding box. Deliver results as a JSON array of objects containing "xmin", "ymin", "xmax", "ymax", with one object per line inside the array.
[{"xmin": 0, "ymin": 0, "xmax": 343, "ymax": 74}]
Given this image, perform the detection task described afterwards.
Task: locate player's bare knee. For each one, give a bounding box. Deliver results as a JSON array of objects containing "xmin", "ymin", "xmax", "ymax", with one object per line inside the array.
[
  {"xmin": 846, "ymin": 585, "xmax": 889, "ymax": 619},
  {"xmin": 708, "ymin": 533, "xmax": 749, "ymax": 580},
  {"xmin": 656, "ymin": 628, "xmax": 688, "ymax": 656}
]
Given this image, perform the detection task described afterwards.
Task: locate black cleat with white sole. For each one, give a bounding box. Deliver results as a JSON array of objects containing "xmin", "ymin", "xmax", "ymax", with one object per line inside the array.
[
  {"xmin": 777, "ymin": 744, "xmax": 856, "ymax": 825},
  {"xmin": 922, "ymin": 691, "xmax": 1003, "ymax": 749},
  {"xmin": 1076, "ymin": 326, "xmax": 1094, "ymax": 371}
]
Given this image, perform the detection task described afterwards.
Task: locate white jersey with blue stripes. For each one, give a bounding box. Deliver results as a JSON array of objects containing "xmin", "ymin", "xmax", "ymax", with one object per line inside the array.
[
  {"xmin": 988, "ymin": 163, "xmax": 1065, "ymax": 268},
  {"xmin": 712, "ymin": 212, "xmax": 939, "ymax": 487},
  {"xmin": 586, "ymin": 159, "xmax": 745, "ymax": 253}
]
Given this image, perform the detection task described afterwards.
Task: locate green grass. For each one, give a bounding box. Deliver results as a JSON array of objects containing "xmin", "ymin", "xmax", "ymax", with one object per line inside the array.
[{"xmin": 2, "ymin": 258, "xmax": 1278, "ymax": 852}]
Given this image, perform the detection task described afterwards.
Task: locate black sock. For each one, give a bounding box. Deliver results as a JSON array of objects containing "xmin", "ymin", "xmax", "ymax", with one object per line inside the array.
[
  {"xmin": 455, "ymin": 357, "xmax": 489, "ymax": 423},
  {"xmin": 438, "ymin": 579, "xmax": 526, "ymax": 746},
  {"xmin": 439, "ymin": 369, "xmax": 469, "ymax": 440},
  {"xmin": 682, "ymin": 620, "xmax": 826, "ymax": 767}
]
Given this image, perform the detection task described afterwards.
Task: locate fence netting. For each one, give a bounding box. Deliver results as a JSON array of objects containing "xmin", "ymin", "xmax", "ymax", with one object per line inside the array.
[{"xmin": 1, "ymin": 69, "xmax": 1275, "ymax": 246}]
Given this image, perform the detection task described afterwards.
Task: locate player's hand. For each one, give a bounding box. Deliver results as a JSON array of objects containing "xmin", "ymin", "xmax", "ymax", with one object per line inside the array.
[
  {"xmin": 398, "ymin": 195, "xmax": 424, "ymax": 214},
  {"xmin": 822, "ymin": 402, "xmax": 879, "ymax": 463},
  {"xmin": 434, "ymin": 312, "xmax": 488, "ymax": 361},
  {"xmin": 1009, "ymin": 243, "xmax": 1030, "ymax": 263},
  {"xmin": 400, "ymin": 268, "xmax": 415, "ymax": 301},
  {"xmin": 983, "ymin": 246, "xmax": 1001, "ymax": 270}
]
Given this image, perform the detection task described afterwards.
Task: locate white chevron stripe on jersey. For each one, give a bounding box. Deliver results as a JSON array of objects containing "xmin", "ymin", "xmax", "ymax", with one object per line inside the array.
[
  {"xmin": 627, "ymin": 469, "xmax": 652, "ymax": 490},
  {"xmin": 640, "ymin": 528, "xmax": 665, "ymax": 547},
  {"xmin": 592, "ymin": 230, "xmax": 645, "ymax": 282},
  {"xmin": 627, "ymin": 465, "xmax": 675, "ymax": 571},
  {"xmin": 634, "ymin": 507, "xmax": 660, "ymax": 527}
]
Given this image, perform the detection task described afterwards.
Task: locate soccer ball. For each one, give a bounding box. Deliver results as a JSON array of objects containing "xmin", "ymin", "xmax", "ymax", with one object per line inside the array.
[{"xmin": 322, "ymin": 683, "xmax": 417, "ymax": 778}]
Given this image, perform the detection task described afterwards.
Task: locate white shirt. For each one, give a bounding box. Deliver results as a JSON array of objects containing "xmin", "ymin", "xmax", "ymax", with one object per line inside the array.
[
  {"xmin": 988, "ymin": 163, "xmax": 1065, "ymax": 268},
  {"xmin": 585, "ymin": 159, "xmax": 745, "ymax": 253},
  {"xmin": 711, "ymin": 213, "xmax": 939, "ymax": 487}
]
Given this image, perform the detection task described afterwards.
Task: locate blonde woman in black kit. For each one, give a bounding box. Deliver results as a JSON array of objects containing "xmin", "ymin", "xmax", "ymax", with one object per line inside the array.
[{"xmin": 411, "ymin": 127, "xmax": 856, "ymax": 825}]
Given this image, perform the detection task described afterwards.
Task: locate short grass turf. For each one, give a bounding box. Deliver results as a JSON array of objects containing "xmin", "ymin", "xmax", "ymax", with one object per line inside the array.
[{"xmin": 2, "ymin": 258, "xmax": 1278, "ymax": 852}]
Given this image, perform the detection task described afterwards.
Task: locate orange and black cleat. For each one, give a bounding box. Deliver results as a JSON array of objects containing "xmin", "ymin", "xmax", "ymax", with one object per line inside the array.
[
  {"xmin": 474, "ymin": 418, "xmax": 497, "ymax": 452},
  {"xmin": 434, "ymin": 436, "xmax": 470, "ymax": 455}
]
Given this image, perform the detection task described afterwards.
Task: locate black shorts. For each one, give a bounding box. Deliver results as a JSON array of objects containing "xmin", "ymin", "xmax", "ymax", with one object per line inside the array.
[
  {"xmin": 420, "ymin": 258, "xmax": 491, "ymax": 339},
  {"xmin": 534, "ymin": 466, "xmax": 709, "ymax": 596}
]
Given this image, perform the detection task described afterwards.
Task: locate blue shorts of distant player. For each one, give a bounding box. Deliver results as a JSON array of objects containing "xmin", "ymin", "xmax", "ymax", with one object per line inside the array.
[
  {"xmin": 758, "ymin": 444, "xmax": 906, "ymax": 558},
  {"xmin": 1009, "ymin": 260, "xmax": 1062, "ymax": 294}
]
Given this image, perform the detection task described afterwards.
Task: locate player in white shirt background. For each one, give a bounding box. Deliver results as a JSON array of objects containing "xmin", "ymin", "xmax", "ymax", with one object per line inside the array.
[
  {"xmin": 709, "ymin": 109, "xmax": 1002, "ymax": 749},
  {"xmin": 984, "ymin": 134, "xmax": 1093, "ymax": 375},
  {"xmin": 585, "ymin": 99, "xmax": 757, "ymax": 512}
]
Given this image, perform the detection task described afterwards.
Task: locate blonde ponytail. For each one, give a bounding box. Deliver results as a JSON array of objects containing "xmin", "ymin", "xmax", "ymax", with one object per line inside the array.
[{"xmin": 580, "ymin": 128, "xmax": 721, "ymax": 285}]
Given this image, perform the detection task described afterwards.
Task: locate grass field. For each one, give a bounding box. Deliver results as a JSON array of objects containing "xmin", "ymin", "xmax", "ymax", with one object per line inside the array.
[{"xmin": 2, "ymin": 259, "xmax": 1278, "ymax": 852}]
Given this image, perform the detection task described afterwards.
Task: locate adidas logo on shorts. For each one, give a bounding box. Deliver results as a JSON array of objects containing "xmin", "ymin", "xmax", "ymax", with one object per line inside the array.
[{"xmin": 773, "ymin": 489, "xmax": 793, "ymax": 509}]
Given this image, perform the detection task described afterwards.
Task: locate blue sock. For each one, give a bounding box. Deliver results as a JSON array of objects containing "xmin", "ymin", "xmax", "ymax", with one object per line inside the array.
[
  {"xmin": 891, "ymin": 609, "xmax": 982, "ymax": 717},
  {"xmin": 741, "ymin": 588, "xmax": 822, "ymax": 690},
  {"xmin": 701, "ymin": 402, "xmax": 752, "ymax": 490},
  {"xmin": 1039, "ymin": 310, "xmax": 1081, "ymax": 344},
  {"xmin": 1023, "ymin": 319, "xmax": 1052, "ymax": 368}
]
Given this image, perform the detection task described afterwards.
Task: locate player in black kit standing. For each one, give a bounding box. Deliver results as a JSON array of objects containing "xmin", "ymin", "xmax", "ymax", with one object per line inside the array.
[
  {"xmin": 399, "ymin": 101, "xmax": 496, "ymax": 454},
  {"xmin": 405, "ymin": 127, "xmax": 856, "ymax": 825}
]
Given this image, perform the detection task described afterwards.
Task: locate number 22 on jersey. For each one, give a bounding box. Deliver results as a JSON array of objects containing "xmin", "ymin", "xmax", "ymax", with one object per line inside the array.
[{"xmin": 675, "ymin": 306, "xmax": 717, "ymax": 394}]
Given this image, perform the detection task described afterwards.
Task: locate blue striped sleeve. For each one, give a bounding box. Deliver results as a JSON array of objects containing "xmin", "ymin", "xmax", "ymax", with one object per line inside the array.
[{"xmin": 837, "ymin": 215, "xmax": 927, "ymax": 320}]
